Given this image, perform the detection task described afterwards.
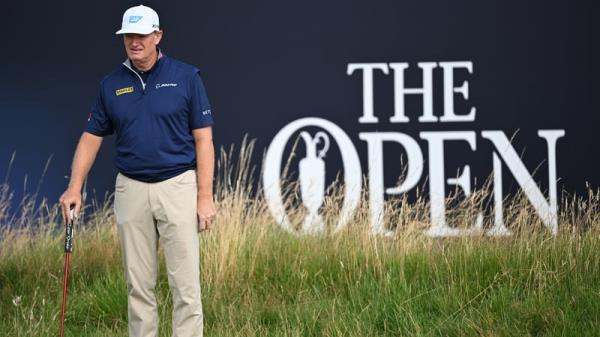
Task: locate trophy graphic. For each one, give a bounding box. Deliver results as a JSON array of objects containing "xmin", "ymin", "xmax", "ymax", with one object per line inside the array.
[{"xmin": 298, "ymin": 131, "xmax": 330, "ymax": 234}]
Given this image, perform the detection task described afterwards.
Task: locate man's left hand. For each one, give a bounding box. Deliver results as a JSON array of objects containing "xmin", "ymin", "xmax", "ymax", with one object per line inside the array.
[{"xmin": 197, "ymin": 197, "xmax": 216, "ymax": 232}]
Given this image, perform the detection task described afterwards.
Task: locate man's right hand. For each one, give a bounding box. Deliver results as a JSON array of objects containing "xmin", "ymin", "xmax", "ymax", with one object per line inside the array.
[{"xmin": 59, "ymin": 188, "xmax": 81, "ymax": 224}]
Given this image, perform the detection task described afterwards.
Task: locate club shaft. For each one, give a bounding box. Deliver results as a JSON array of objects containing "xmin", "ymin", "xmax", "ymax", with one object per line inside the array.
[
  {"xmin": 60, "ymin": 208, "xmax": 75, "ymax": 336},
  {"xmin": 60, "ymin": 252, "xmax": 70, "ymax": 337}
]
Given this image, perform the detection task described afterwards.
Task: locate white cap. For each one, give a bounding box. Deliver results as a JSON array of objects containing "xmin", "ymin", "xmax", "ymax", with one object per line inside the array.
[{"xmin": 115, "ymin": 5, "xmax": 160, "ymax": 35}]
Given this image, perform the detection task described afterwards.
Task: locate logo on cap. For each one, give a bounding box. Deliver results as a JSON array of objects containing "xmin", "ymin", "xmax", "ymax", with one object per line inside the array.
[{"xmin": 129, "ymin": 16, "xmax": 143, "ymax": 23}]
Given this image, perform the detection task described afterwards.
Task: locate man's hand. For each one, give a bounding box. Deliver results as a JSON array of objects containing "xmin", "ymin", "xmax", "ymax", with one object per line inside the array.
[
  {"xmin": 197, "ymin": 197, "xmax": 216, "ymax": 232},
  {"xmin": 59, "ymin": 188, "xmax": 82, "ymax": 224}
]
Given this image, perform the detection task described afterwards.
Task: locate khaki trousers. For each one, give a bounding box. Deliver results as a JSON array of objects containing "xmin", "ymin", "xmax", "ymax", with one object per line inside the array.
[{"xmin": 114, "ymin": 170, "xmax": 203, "ymax": 337}]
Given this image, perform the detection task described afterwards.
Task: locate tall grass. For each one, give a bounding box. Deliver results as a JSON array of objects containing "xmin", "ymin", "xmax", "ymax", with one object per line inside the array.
[{"xmin": 0, "ymin": 140, "xmax": 599, "ymax": 337}]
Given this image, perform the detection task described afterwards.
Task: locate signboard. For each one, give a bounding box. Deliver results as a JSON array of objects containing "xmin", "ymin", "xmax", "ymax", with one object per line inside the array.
[{"xmin": 0, "ymin": 1, "xmax": 597, "ymax": 229}]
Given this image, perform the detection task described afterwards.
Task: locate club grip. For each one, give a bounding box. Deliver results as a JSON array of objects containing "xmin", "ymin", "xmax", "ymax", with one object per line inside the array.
[{"xmin": 64, "ymin": 208, "xmax": 75, "ymax": 253}]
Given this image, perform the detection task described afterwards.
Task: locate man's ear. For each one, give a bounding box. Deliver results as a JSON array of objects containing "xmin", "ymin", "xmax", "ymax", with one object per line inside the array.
[{"xmin": 154, "ymin": 31, "xmax": 163, "ymax": 46}]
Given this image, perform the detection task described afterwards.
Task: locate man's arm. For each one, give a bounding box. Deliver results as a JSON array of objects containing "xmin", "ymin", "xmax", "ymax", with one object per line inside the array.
[
  {"xmin": 192, "ymin": 126, "xmax": 216, "ymax": 231},
  {"xmin": 59, "ymin": 132, "xmax": 103, "ymax": 223}
]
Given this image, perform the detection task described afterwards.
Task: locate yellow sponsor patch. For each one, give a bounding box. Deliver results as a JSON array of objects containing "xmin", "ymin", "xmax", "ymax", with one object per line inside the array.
[{"xmin": 115, "ymin": 86, "xmax": 134, "ymax": 96}]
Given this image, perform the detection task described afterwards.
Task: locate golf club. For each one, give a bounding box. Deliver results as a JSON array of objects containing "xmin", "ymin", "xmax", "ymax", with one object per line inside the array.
[{"xmin": 59, "ymin": 206, "xmax": 75, "ymax": 337}]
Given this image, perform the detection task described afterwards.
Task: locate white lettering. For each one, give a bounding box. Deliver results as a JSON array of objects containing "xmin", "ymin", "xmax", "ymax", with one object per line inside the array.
[
  {"xmin": 359, "ymin": 132, "xmax": 424, "ymax": 234},
  {"xmin": 439, "ymin": 61, "xmax": 476, "ymax": 122},
  {"xmin": 390, "ymin": 62, "xmax": 437, "ymax": 123},
  {"xmin": 482, "ymin": 130, "xmax": 565, "ymax": 234},
  {"xmin": 419, "ymin": 131, "xmax": 479, "ymax": 236},
  {"xmin": 347, "ymin": 63, "xmax": 389, "ymax": 124},
  {"xmin": 155, "ymin": 83, "xmax": 178, "ymax": 89}
]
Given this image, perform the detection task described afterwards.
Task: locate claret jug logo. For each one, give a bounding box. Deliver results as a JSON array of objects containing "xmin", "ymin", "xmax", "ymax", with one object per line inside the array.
[
  {"xmin": 264, "ymin": 118, "xmax": 362, "ymax": 235},
  {"xmin": 298, "ymin": 131, "xmax": 329, "ymax": 233},
  {"xmin": 263, "ymin": 61, "xmax": 566, "ymax": 237}
]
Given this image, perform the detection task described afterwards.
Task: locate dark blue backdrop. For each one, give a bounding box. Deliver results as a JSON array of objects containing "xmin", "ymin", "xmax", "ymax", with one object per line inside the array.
[{"xmin": 0, "ymin": 0, "xmax": 598, "ymax": 214}]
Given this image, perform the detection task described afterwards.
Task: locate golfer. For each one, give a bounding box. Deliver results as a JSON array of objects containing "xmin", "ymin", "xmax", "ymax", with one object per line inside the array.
[{"xmin": 59, "ymin": 5, "xmax": 214, "ymax": 337}]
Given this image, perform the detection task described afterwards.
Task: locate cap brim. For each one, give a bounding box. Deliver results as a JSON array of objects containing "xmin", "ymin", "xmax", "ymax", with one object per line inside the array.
[{"xmin": 115, "ymin": 27, "xmax": 157, "ymax": 35}]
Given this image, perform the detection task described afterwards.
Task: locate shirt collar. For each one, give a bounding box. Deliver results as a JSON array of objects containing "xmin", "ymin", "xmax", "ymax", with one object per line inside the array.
[{"xmin": 122, "ymin": 47, "xmax": 165, "ymax": 73}]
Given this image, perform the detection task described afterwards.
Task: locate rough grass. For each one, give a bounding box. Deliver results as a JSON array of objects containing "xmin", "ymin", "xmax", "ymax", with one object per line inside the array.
[{"xmin": 0, "ymin": 141, "xmax": 599, "ymax": 337}]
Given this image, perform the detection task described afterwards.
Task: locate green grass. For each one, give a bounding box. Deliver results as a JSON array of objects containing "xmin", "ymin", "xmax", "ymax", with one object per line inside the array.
[
  {"xmin": 1, "ymin": 141, "xmax": 599, "ymax": 336},
  {"xmin": 1, "ymin": 206, "xmax": 599, "ymax": 336}
]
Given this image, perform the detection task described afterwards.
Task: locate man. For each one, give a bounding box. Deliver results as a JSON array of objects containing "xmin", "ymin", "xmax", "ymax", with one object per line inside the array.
[{"xmin": 59, "ymin": 5, "xmax": 215, "ymax": 337}]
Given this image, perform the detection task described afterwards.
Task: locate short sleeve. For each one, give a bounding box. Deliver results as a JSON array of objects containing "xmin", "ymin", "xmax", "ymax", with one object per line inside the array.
[
  {"xmin": 85, "ymin": 85, "xmax": 114, "ymax": 136},
  {"xmin": 188, "ymin": 71, "xmax": 214, "ymax": 129}
]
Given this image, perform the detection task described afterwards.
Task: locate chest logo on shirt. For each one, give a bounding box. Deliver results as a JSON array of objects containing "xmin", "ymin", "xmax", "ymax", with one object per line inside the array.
[
  {"xmin": 115, "ymin": 86, "xmax": 134, "ymax": 96},
  {"xmin": 155, "ymin": 83, "xmax": 178, "ymax": 89}
]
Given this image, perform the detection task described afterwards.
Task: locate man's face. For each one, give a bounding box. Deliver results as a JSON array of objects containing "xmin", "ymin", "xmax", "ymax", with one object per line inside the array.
[{"xmin": 123, "ymin": 32, "xmax": 163, "ymax": 63}]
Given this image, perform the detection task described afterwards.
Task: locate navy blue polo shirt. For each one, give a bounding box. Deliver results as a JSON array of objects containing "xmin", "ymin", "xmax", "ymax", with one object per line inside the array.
[{"xmin": 85, "ymin": 52, "xmax": 214, "ymax": 182}]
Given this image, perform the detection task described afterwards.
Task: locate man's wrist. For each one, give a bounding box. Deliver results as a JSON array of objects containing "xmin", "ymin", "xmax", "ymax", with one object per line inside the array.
[
  {"xmin": 67, "ymin": 181, "xmax": 83, "ymax": 192},
  {"xmin": 197, "ymin": 193, "xmax": 213, "ymax": 202}
]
